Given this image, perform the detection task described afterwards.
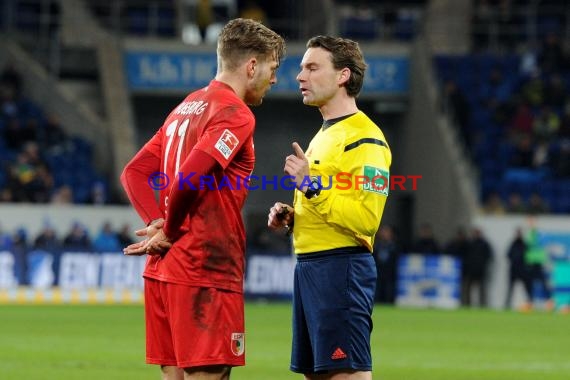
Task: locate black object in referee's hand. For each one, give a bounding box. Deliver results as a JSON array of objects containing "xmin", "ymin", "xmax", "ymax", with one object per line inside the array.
[{"xmin": 277, "ymin": 206, "xmax": 293, "ymax": 236}]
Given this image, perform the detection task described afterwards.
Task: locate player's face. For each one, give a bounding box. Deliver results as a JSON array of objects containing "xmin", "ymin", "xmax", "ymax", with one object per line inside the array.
[
  {"xmin": 245, "ymin": 52, "xmax": 279, "ymax": 106},
  {"xmin": 296, "ymin": 47, "xmax": 341, "ymax": 107}
]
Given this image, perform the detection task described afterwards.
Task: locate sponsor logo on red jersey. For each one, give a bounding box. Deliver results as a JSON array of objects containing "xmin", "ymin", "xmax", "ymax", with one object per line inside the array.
[{"xmin": 215, "ymin": 129, "xmax": 240, "ymax": 159}]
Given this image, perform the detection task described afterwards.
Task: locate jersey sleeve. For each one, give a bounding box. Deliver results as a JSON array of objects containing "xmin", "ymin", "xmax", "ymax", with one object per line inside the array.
[
  {"xmin": 162, "ymin": 149, "xmax": 219, "ymax": 240},
  {"xmin": 310, "ymin": 140, "xmax": 392, "ymax": 248},
  {"xmin": 120, "ymin": 130, "xmax": 164, "ymax": 225},
  {"xmin": 142, "ymin": 127, "xmax": 164, "ymax": 158},
  {"xmin": 193, "ymin": 105, "xmax": 254, "ymax": 168}
]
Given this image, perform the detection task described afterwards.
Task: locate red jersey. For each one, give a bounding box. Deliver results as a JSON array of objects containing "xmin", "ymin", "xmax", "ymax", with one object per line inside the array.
[{"xmin": 138, "ymin": 80, "xmax": 255, "ymax": 293}]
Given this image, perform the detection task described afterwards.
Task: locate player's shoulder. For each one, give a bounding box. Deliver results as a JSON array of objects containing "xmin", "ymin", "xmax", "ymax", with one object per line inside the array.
[
  {"xmin": 204, "ymin": 86, "xmax": 252, "ymax": 111},
  {"xmin": 187, "ymin": 90, "xmax": 251, "ymax": 127}
]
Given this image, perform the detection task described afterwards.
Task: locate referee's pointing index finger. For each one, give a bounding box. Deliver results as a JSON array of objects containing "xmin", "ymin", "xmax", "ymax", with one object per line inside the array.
[{"xmin": 292, "ymin": 142, "xmax": 305, "ymax": 159}]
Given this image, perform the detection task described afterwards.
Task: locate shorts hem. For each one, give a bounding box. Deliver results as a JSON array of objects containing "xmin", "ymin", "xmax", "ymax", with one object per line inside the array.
[
  {"xmin": 290, "ymin": 365, "xmax": 311, "ymax": 374},
  {"xmin": 147, "ymin": 357, "xmax": 245, "ymax": 368},
  {"xmin": 146, "ymin": 357, "xmax": 178, "ymax": 366},
  {"xmin": 176, "ymin": 359, "xmax": 245, "ymax": 368},
  {"xmin": 291, "ymin": 364, "xmax": 372, "ymax": 374}
]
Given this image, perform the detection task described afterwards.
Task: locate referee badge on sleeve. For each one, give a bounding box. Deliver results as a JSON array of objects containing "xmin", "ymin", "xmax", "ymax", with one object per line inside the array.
[
  {"xmin": 231, "ymin": 332, "xmax": 245, "ymax": 356},
  {"xmin": 363, "ymin": 165, "xmax": 389, "ymax": 196}
]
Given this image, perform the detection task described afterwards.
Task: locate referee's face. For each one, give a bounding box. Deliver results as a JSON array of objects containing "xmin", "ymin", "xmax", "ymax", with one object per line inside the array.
[{"xmin": 297, "ymin": 47, "xmax": 340, "ymax": 107}]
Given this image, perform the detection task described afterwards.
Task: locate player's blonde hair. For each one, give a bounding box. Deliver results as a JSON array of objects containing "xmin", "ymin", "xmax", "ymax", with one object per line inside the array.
[
  {"xmin": 217, "ymin": 18, "xmax": 286, "ymax": 72},
  {"xmin": 306, "ymin": 35, "xmax": 367, "ymax": 97}
]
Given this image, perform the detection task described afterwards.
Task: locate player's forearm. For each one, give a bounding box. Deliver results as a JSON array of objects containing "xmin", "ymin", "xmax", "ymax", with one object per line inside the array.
[
  {"xmin": 163, "ymin": 149, "xmax": 219, "ymax": 239},
  {"xmin": 120, "ymin": 151, "xmax": 163, "ymax": 225}
]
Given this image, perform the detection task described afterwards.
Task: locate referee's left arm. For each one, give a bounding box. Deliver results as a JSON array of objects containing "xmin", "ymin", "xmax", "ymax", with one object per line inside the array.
[
  {"xmin": 308, "ymin": 176, "xmax": 388, "ymax": 237},
  {"xmin": 308, "ymin": 142, "xmax": 391, "ymax": 238}
]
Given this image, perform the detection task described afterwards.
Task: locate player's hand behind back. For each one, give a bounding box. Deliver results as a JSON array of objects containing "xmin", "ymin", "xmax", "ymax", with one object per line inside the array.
[{"xmin": 124, "ymin": 218, "xmax": 171, "ymax": 256}]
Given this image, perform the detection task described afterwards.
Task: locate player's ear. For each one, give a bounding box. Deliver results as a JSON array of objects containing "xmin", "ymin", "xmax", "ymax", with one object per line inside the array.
[{"xmin": 247, "ymin": 58, "xmax": 257, "ymax": 78}]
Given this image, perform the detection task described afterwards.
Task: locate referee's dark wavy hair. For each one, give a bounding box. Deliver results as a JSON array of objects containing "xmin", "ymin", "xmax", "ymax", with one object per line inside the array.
[{"xmin": 306, "ymin": 35, "xmax": 367, "ymax": 97}]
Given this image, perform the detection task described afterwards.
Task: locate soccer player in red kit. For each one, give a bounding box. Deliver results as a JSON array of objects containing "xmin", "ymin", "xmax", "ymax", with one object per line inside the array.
[{"xmin": 120, "ymin": 18, "xmax": 285, "ymax": 380}]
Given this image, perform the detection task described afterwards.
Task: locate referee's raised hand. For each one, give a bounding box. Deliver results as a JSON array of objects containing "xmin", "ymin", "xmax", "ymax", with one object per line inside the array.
[{"xmin": 284, "ymin": 142, "xmax": 310, "ymax": 192}]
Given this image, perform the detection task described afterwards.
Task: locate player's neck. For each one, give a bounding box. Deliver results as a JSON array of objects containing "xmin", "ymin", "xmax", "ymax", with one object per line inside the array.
[
  {"xmin": 319, "ymin": 95, "xmax": 358, "ymax": 121},
  {"xmin": 215, "ymin": 72, "xmax": 246, "ymax": 100}
]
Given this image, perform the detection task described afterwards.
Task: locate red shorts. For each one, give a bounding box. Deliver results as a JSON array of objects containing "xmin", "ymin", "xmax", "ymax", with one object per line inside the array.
[{"xmin": 144, "ymin": 278, "xmax": 245, "ymax": 368}]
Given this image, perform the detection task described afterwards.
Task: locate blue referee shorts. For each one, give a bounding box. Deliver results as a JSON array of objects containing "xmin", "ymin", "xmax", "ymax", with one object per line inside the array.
[{"xmin": 290, "ymin": 248, "xmax": 377, "ymax": 374}]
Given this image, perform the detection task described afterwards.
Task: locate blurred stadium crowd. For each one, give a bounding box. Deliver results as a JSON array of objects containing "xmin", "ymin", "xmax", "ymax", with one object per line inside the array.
[
  {"xmin": 0, "ymin": 218, "xmax": 133, "ymax": 254},
  {"xmin": 437, "ymin": 30, "xmax": 570, "ymax": 214},
  {"xmin": 0, "ymin": 64, "xmax": 106, "ymax": 204}
]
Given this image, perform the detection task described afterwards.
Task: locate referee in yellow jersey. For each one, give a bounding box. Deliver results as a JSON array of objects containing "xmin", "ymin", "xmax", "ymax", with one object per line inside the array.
[{"xmin": 268, "ymin": 36, "xmax": 392, "ymax": 380}]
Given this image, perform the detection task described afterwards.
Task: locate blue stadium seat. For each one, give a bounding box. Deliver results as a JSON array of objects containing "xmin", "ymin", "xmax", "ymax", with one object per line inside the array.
[
  {"xmin": 394, "ymin": 10, "xmax": 418, "ymax": 41},
  {"xmin": 126, "ymin": 7, "xmax": 149, "ymax": 35},
  {"xmin": 0, "ymin": 167, "xmax": 6, "ymax": 188},
  {"xmin": 15, "ymin": 1, "xmax": 41, "ymax": 32},
  {"xmin": 0, "ymin": 147, "xmax": 17, "ymax": 163},
  {"xmin": 157, "ymin": 7, "xmax": 176, "ymax": 36},
  {"xmin": 537, "ymin": 16, "xmax": 562, "ymax": 37},
  {"xmin": 552, "ymin": 187, "xmax": 570, "ymax": 212},
  {"xmin": 70, "ymin": 137, "xmax": 93, "ymax": 159},
  {"xmin": 340, "ymin": 17, "xmax": 379, "ymax": 40},
  {"xmin": 73, "ymin": 184, "xmax": 91, "ymax": 203}
]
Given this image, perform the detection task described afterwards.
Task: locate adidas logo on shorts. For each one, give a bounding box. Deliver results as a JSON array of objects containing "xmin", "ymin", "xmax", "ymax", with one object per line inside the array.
[{"xmin": 331, "ymin": 347, "xmax": 347, "ymax": 360}]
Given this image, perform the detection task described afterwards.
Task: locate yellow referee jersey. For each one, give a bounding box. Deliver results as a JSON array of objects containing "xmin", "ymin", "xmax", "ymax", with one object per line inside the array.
[{"xmin": 292, "ymin": 111, "xmax": 392, "ymax": 254}]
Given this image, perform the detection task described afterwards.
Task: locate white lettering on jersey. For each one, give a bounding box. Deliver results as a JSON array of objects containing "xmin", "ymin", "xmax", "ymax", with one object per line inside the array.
[{"xmin": 175, "ymin": 101, "xmax": 208, "ymax": 116}]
